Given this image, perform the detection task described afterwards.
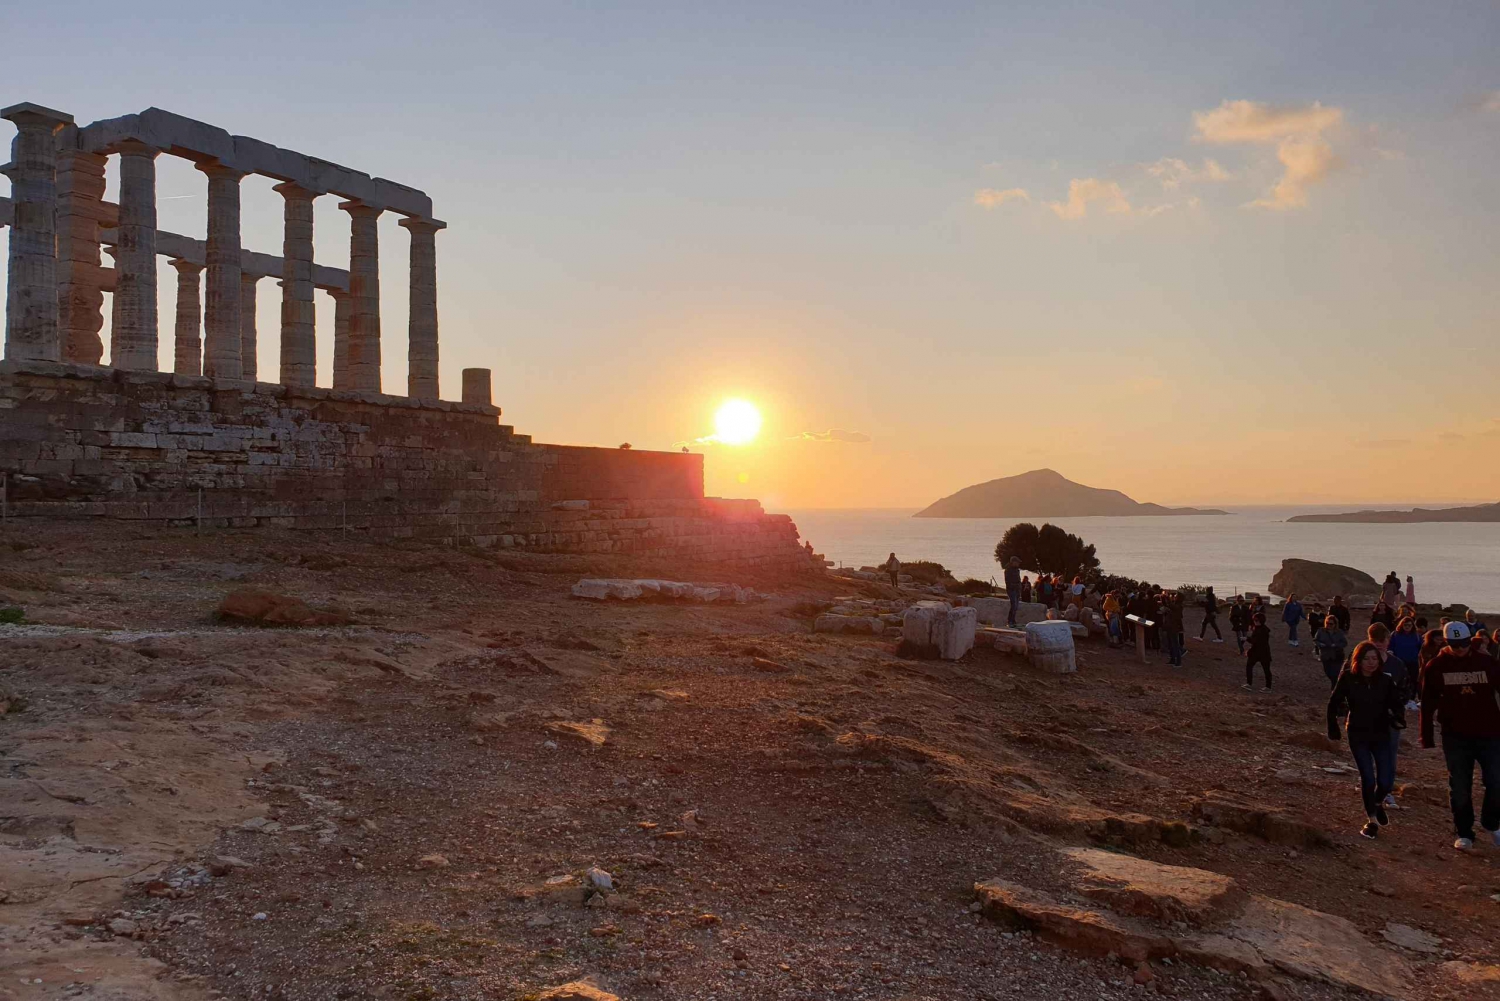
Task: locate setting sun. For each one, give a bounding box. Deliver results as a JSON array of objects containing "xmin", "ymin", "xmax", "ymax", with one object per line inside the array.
[{"xmin": 713, "ymin": 399, "xmax": 762, "ymax": 446}]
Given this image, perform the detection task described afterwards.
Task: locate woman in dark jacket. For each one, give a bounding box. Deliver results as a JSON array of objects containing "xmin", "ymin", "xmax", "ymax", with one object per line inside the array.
[
  {"xmin": 1327, "ymin": 641, "xmax": 1407, "ymax": 839},
  {"xmin": 1242, "ymin": 613, "xmax": 1272, "ymax": 692},
  {"xmin": 1369, "ymin": 601, "xmax": 1397, "ymax": 632}
]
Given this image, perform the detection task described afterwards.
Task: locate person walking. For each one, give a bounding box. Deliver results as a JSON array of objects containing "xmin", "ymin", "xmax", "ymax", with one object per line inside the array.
[
  {"xmin": 1389, "ymin": 617, "xmax": 1423, "ymax": 697},
  {"xmin": 1465, "ymin": 609, "xmax": 1489, "ymax": 637},
  {"xmin": 1420, "ymin": 622, "xmax": 1500, "ymax": 850},
  {"xmin": 1103, "ymin": 590, "xmax": 1123, "ymax": 648},
  {"xmin": 1229, "ymin": 595, "xmax": 1251, "ymax": 654},
  {"xmin": 1405, "ymin": 575, "xmax": 1416, "ymax": 606},
  {"xmin": 1020, "ymin": 576, "xmax": 1032, "ymax": 603},
  {"xmin": 1282, "ymin": 594, "xmax": 1305, "ymax": 648},
  {"xmin": 1327, "ymin": 641, "xmax": 1407, "ymax": 839},
  {"xmin": 1369, "ymin": 621, "xmax": 1412, "ymax": 814},
  {"xmin": 1243, "ymin": 612, "xmax": 1273, "ymax": 692},
  {"xmin": 883, "ymin": 553, "xmax": 901, "ymax": 588},
  {"xmin": 1370, "ymin": 601, "xmax": 1396, "ymax": 632},
  {"xmin": 1003, "ymin": 557, "xmax": 1023, "ymax": 627},
  {"xmin": 1331, "ymin": 595, "xmax": 1352, "ymax": 633},
  {"xmin": 1198, "ymin": 587, "xmax": 1223, "ymax": 642},
  {"xmin": 1313, "ymin": 614, "xmax": 1348, "ymax": 688}
]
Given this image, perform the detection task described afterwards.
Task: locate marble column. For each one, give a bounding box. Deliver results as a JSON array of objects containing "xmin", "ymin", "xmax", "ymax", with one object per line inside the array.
[
  {"xmin": 56, "ymin": 149, "xmax": 109, "ymax": 364},
  {"xmin": 170, "ymin": 259, "xmax": 203, "ymax": 376},
  {"xmin": 328, "ymin": 288, "xmax": 352, "ymax": 390},
  {"xmin": 198, "ymin": 161, "xmax": 246, "ymax": 379},
  {"xmin": 239, "ymin": 273, "xmax": 260, "ymax": 382},
  {"xmin": 110, "ymin": 140, "xmax": 161, "ymax": 370},
  {"xmin": 398, "ymin": 217, "xmax": 443, "ymax": 399},
  {"xmin": 2, "ymin": 103, "xmax": 73, "ymax": 362},
  {"xmin": 339, "ymin": 201, "xmax": 382, "ymax": 393},
  {"xmin": 274, "ymin": 182, "xmax": 316, "ymax": 387}
]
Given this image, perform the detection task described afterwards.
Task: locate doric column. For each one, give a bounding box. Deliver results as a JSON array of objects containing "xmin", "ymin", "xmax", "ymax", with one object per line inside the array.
[
  {"xmin": 274, "ymin": 182, "xmax": 317, "ymax": 387},
  {"xmin": 461, "ymin": 368, "xmax": 491, "ymax": 406},
  {"xmin": 56, "ymin": 149, "xmax": 109, "ymax": 365},
  {"xmin": 110, "ymin": 140, "xmax": 161, "ymax": 370},
  {"xmin": 398, "ymin": 217, "xmax": 444, "ymax": 399},
  {"xmin": 339, "ymin": 201, "xmax": 382, "ymax": 392},
  {"xmin": 2, "ymin": 102, "xmax": 73, "ymax": 362},
  {"xmin": 239, "ymin": 272, "xmax": 260, "ymax": 382},
  {"xmin": 198, "ymin": 161, "xmax": 246, "ymax": 379},
  {"xmin": 170, "ymin": 259, "xmax": 203, "ymax": 376},
  {"xmin": 329, "ymin": 287, "xmax": 352, "ymax": 389}
]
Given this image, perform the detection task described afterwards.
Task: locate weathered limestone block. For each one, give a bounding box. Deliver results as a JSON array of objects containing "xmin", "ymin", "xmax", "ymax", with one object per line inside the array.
[
  {"xmin": 902, "ymin": 601, "xmax": 977, "ymax": 659},
  {"xmin": 814, "ymin": 614, "xmax": 885, "ymax": 635},
  {"xmin": 1026, "ymin": 620, "xmax": 1077, "ymax": 673},
  {"xmin": 963, "ymin": 596, "xmax": 1050, "ymax": 626},
  {"xmin": 572, "ymin": 579, "xmax": 644, "ymax": 600}
]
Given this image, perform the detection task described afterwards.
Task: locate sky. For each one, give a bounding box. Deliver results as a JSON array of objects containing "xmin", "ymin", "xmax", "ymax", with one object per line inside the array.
[{"xmin": 2, "ymin": 1, "xmax": 1498, "ymax": 509}]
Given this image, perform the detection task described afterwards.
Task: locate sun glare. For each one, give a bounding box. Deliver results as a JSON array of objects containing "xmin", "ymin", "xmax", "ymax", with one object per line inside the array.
[{"xmin": 714, "ymin": 399, "xmax": 762, "ymax": 446}]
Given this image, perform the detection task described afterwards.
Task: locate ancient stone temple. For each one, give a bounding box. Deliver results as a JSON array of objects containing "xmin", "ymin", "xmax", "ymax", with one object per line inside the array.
[{"xmin": 0, "ymin": 101, "xmax": 815, "ymax": 569}]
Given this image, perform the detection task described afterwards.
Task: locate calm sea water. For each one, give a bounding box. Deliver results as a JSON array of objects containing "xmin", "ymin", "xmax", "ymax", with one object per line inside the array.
[{"xmin": 786, "ymin": 507, "xmax": 1500, "ymax": 611}]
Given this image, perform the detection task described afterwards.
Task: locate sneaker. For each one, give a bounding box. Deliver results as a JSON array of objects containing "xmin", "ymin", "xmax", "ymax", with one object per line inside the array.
[
  {"xmin": 1360, "ymin": 821, "xmax": 1379, "ymax": 839},
  {"xmin": 1488, "ymin": 828, "xmax": 1500, "ymax": 848},
  {"xmin": 1383, "ymin": 794, "xmax": 1400, "ymax": 810},
  {"xmin": 1262, "ymin": 686, "xmax": 1273, "ymax": 693},
  {"xmin": 1455, "ymin": 837, "xmax": 1475, "ymax": 850},
  {"xmin": 1212, "ymin": 638, "xmax": 1224, "ymax": 643},
  {"xmin": 1193, "ymin": 636, "xmax": 1203, "ymax": 642},
  {"xmin": 1290, "ymin": 640, "xmax": 1301, "ymax": 648},
  {"xmin": 1374, "ymin": 803, "xmax": 1389, "ymax": 826},
  {"xmin": 1240, "ymin": 683, "xmax": 1253, "ymax": 691}
]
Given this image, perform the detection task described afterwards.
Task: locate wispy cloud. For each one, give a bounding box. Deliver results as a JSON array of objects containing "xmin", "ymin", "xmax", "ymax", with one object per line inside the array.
[
  {"xmin": 1353, "ymin": 437, "xmax": 1412, "ymax": 449},
  {"xmin": 1047, "ymin": 178, "xmax": 1133, "ymax": 220},
  {"xmin": 973, "ymin": 187, "xmax": 1030, "ymax": 209},
  {"xmin": 1144, "ymin": 157, "xmax": 1230, "ymax": 190},
  {"xmin": 788, "ymin": 429, "xmax": 872, "ymax": 443},
  {"xmin": 1193, "ymin": 99, "xmax": 1344, "ymax": 210}
]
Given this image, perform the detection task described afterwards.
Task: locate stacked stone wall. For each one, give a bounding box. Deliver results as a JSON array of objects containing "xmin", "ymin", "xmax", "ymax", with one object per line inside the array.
[{"xmin": 0, "ymin": 360, "xmax": 815, "ymax": 570}]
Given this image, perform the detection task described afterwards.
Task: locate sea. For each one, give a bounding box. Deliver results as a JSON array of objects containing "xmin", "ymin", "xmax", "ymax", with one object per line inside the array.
[{"xmin": 786, "ymin": 507, "xmax": 1500, "ymax": 612}]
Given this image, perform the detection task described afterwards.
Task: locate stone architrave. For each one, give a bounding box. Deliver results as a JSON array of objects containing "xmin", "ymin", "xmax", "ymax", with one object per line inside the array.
[
  {"xmin": 56, "ymin": 149, "xmax": 109, "ymax": 364},
  {"xmin": 274, "ymin": 182, "xmax": 316, "ymax": 387},
  {"xmin": 110, "ymin": 139, "xmax": 160, "ymax": 370},
  {"xmin": 398, "ymin": 216, "xmax": 443, "ymax": 399},
  {"xmin": 170, "ymin": 259, "xmax": 203, "ymax": 375},
  {"xmin": 328, "ymin": 288, "xmax": 352, "ymax": 389},
  {"xmin": 239, "ymin": 272, "xmax": 260, "ymax": 382},
  {"xmin": 2, "ymin": 103, "xmax": 73, "ymax": 362},
  {"xmin": 339, "ymin": 201, "xmax": 382, "ymax": 392},
  {"xmin": 198, "ymin": 161, "xmax": 246, "ymax": 379}
]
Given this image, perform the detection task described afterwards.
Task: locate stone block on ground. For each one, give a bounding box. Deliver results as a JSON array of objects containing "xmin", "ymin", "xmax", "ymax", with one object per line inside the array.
[
  {"xmin": 964, "ymin": 596, "xmax": 1050, "ymax": 626},
  {"xmin": 572, "ymin": 579, "xmax": 644, "ymax": 601},
  {"xmin": 901, "ymin": 601, "xmax": 977, "ymax": 660},
  {"xmin": 1025, "ymin": 620, "xmax": 1077, "ymax": 673},
  {"xmin": 216, "ymin": 587, "xmax": 351, "ymax": 627},
  {"xmin": 814, "ymin": 614, "xmax": 885, "ymax": 635}
]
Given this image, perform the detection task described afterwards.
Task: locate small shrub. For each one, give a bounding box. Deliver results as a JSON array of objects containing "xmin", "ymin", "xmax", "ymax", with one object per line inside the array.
[
  {"xmin": 0, "ymin": 606, "xmax": 23, "ymax": 625},
  {"xmin": 946, "ymin": 578, "xmax": 995, "ymax": 596},
  {"xmin": 899, "ymin": 560, "xmax": 954, "ymax": 585}
]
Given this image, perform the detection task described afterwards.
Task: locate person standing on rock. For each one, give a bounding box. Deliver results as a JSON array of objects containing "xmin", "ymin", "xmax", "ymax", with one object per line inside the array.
[
  {"xmin": 1420, "ymin": 622, "xmax": 1500, "ymax": 850},
  {"xmin": 883, "ymin": 553, "xmax": 901, "ymax": 589},
  {"xmin": 1229, "ymin": 595, "xmax": 1251, "ymax": 654},
  {"xmin": 1282, "ymin": 594, "xmax": 1305, "ymax": 649},
  {"xmin": 1243, "ymin": 612, "xmax": 1273, "ymax": 692},
  {"xmin": 1314, "ymin": 614, "xmax": 1348, "ymax": 688},
  {"xmin": 1004, "ymin": 557, "xmax": 1023, "ymax": 627},
  {"xmin": 1381, "ymin": 571, "xmax": 1402, "ymax": 609},
  {"xmin": 1197, "ymin": 586, "xmax": 1223, "ymax": 642},
  {"xmin": 1327, "ymin": 640, "xmax": 1407, "ymax": 839},
  {"xmin": 1405, "ymin": 575, "xmax": 1416, "ymax": 606}
]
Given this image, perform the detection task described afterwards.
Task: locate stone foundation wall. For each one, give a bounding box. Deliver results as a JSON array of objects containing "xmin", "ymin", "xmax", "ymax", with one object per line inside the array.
[{"xmin": 0, "ymin": 360, "xmax": 815, "ymax": 570}]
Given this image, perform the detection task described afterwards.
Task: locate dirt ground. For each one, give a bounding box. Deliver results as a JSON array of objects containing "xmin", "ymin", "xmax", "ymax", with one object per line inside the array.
[{"xmin": 2, "ymin": 522, "xmax": 1498, "ymax": 1001}]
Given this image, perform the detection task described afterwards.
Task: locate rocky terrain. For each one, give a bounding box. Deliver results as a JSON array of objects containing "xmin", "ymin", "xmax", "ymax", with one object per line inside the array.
[{"xmin": 2, "ymin": 522, "xmax": 1498, "ymax": 1001}]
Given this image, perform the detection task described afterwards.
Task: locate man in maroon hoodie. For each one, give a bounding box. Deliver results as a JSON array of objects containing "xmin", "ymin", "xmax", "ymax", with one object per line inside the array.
[{"xmin": 1420, "ymin": 622, "xmax": 1500, "ymax": 850}]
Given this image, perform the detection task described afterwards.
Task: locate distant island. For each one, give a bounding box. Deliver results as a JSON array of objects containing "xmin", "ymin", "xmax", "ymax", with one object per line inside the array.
[
  {"xmin": 1287, "ymin": 501, "xmax": 1500, "ymax": 524},
  {"xmin": 914, "ymin": 468, "xmax": 1228, "ymax": 519}
]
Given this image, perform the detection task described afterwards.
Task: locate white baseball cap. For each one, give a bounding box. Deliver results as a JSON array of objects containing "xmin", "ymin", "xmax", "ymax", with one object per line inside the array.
[{"xmin": 1445, "ymin": 621, "xmax": 1472, "ymax": 643}]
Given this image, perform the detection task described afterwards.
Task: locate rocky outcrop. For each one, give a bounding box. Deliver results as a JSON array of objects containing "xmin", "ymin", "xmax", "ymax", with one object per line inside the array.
[
  {"xmin": 977, "ymin": 848, "xmax": 1412, "ymax": 999},
  {"xmin": 216, "ymin": 588, "xmax": 351, "ymax": 627},
  {"xmin": 1267, "ymin": 559, "xmax": 1378, "ymax": 600}
]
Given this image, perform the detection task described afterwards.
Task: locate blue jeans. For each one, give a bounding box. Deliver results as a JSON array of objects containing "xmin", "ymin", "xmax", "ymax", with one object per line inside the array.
[
  {"xmin": 1442, "ymin": 732, "xmax": 1500, "ymax": 839},
  {"xmin": 1008, "ymin": 593, "xmax": 1019, "ymax": 626},
  {"xmin": 1350, "ymin": 735, "xmax": 1395, "ymax": 818},
  {"xmin": 1287, "ymin": 621, "xmax": 1299, "ymax": 643}
]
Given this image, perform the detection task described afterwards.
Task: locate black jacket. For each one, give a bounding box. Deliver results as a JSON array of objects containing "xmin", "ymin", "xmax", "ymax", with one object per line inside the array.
[
  {"xmin": 1228, "ymin": 603, "xmax": 1250, "ymax": 630},
  {"xmin": 1330, "ymin": 603, "xmax": 1351, "ymax": 632},
  {"xmin": 1328, "ymin": 669, "xmax": 1406, "ymax": 742}
]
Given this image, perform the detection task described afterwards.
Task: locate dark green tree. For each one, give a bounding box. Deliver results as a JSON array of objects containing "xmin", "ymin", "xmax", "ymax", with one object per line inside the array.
[{"xmin": 995, "ymin": 522, "xmax": 1100, "ymax": 579}]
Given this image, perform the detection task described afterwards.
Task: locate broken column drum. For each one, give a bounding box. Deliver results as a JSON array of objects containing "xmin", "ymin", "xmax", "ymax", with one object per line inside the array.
[{"xmin": 1025, "ymin": 620, "xmax": 1077, "ymax": 674}]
